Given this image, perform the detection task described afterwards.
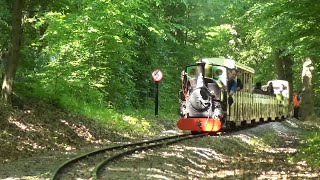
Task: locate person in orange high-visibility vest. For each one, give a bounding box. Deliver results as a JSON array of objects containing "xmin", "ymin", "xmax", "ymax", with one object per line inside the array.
[{"xmin": 293, "ymin": 91, "xmax": 301, "ymax": 119}]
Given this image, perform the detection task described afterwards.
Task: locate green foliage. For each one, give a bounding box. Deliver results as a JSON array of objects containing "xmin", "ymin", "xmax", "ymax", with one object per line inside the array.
[
  {"xmin": 295, "ymin": 130, "xmax": 320, "ymax": 167},
  {"xmin": 15, "ymin": 78, "xmax": 157, "ymax": 135},
  {"xmin": 2, "ymin": 0, "xmax": 320, "ymax": 137},
  {"xmin": 58, "ymin": 94, "xmax": 153, "ymax": 134},
  {"xmin": 219, "ymin": 0, "xmax": 320, "ymax": 102},
  {"xmin": 0, "ymin": 0, "xmax": 10, "ymax": 55},
  {"xmin": 12, "ymin": 0, "xmax": 189, "ymax": 134}
]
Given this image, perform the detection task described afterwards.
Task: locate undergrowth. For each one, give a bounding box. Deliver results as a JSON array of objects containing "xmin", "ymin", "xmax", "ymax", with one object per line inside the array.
[
  {"xmin": 295, "ymin": 129, "xmax": 320, "ymax": 168},
  {"xmin": 14, "ymin": 81, "xmax": 178, "ymax": 136}
]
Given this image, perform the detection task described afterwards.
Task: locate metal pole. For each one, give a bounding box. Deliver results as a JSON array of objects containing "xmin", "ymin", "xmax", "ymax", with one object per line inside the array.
[{"xmin": 155, "ymin": 82, "xmax": 159, "ymax": 116}]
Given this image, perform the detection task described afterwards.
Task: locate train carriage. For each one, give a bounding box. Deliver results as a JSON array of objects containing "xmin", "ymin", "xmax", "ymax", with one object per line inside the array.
[{"xmin": 177, "ymin": 58, "xmax": 291, "ymax": 133}]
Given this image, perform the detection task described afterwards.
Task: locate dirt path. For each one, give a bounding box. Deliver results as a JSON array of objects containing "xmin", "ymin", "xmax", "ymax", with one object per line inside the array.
[
  {"xmin": 104, "ymin": 119, "xmax": 320, "ymax": 179},
  {"xmin": 0, "ymin": 118, "xmax": 319, "ymax": 179}
]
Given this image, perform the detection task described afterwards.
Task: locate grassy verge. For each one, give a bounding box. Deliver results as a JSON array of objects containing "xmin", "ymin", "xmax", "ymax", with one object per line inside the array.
[
  {"xmin": 14, "ymin": 81, "xmax": 179, "ymax": 137},
  {"xmin": 56, "ymin": 94, "xmax": 179, "ymax": 136},
  {"xmin": 294, "ymin": 129, "xmax": 320, "ymax": 168}
]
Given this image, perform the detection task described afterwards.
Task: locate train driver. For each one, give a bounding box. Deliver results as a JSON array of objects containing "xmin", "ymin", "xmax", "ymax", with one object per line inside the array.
[
  {"xmin": 227, "ymin": 69, "xmax": 237, "ymax": 105},
  {"xmin": 227, "ymin": 69, "xmax": 237, "ymax": 96}
]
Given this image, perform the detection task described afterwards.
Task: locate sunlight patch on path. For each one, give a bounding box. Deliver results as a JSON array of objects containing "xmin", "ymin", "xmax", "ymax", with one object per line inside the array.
[
  {"xmin": 234, "ymin": 134, "xmax": 297, "ymax": 153},
  {"xmin": 184, "ymin": 146, "xmax": 227, "ymax": 162},
  {"xmin": 206, "ymin": 169, "xmax": 246, "ymax": 178},
  {"xmin": 257, "ymin": 170, "xmax": 319, "ymax": 179}
]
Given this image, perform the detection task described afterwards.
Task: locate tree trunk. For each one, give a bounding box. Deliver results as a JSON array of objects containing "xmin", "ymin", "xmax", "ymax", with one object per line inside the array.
[
  {"xmin": 1, "ymin": 0, "xmax": 24, "ymax": 103},
  {"xmin": 274, "ymin": 49, "xmax": 285, "ymax": 80},
  {"xmin": 300, "ymin": 57, "xmax": 315, "ymax": 120},
  {"xmin": 274, "ymin": 49, "xmax": 294, "ymax": 102},
  {"xmin": 283, "ymin": 54, "xmax": 294, "ymax": 102}
]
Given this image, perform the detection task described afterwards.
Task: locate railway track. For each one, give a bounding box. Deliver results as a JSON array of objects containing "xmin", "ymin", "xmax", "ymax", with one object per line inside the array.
[{"xmin": 51, "ymin": 133, "xmax": 207, "ymax": 180}]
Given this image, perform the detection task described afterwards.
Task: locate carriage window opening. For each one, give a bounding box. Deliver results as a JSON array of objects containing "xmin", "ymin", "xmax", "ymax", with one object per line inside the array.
[
  {"xmin": 248, "ymin": 73, "xmax": 252, "ymax": 92},
  {"xmin": 235, "ymin": 69, "xmax": 244, "ymax": 91},
  {"xmin": 252, "ymin": 76, "xmax": 254, "ymax": 91},
  {"xmin": 244, "ymin": 72, "xmax": 249, "ymax": 92},
  {"xmin": 242, "ymin": 72, "xmax": 246, "ymax": 92}
]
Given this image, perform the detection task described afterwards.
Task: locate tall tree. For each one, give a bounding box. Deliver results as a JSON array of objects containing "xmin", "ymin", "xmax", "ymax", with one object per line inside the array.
[
  {"xmin": 300, "ymin": 57, "xmax": 315, "ymax": 120},
  {"xmin": 274, "ymin": 49, "xmax": 294, "ymax": 101},
  {"xmin": 1, "ymin": 0, "xmax": 24, "ymax": 103}
]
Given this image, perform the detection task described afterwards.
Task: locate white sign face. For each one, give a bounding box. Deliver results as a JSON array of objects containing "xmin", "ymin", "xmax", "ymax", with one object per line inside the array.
[{"xmin": 152, "ymin": 69, "xmax": 163, "ymax": 82}]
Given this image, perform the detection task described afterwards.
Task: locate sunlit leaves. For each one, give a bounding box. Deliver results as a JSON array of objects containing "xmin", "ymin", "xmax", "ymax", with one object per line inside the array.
[
  {"xmin": 11, "ymin": 0, "xmax": 320, "ymax": 112},
  {"xmin": 29, "ymin": 0, "xmax": 181, "ymax": 108}
]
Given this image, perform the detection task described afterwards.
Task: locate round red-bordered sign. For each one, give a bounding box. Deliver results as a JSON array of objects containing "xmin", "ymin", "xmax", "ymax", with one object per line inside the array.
[{"xmin": 152, "ymin": 69, "xmax": 163, "ymax": 82}]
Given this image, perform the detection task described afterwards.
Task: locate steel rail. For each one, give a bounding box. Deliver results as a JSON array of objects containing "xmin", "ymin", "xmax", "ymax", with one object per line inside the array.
[
  {"xmin": 92, "ymin": 133, "xmax": 207, "ymax": 180},
  {"xmin": 51, "ymin": 133, "xmax": 192, "ymax": 180}
]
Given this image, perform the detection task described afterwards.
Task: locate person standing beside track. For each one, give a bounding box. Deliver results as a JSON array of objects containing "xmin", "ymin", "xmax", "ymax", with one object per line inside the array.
[{"xmin": 293, "ymin": 91, "xmax": 301, "ymax": 119}]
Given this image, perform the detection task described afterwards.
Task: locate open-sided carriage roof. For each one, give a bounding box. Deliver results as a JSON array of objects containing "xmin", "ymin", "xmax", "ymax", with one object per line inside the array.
[{"xmin": 199, "ymin": 58, "xmax": 255, "ymax": 74}]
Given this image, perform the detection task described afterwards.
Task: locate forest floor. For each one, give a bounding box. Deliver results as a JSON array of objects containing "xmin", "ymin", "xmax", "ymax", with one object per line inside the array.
[{"xmin": 0, "ymin": 100, "xmax": 319, "ymax": 179}]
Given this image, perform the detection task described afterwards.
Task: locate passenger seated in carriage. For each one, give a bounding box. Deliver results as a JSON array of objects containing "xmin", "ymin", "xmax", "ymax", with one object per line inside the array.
[
  {"xmin": 267, "ymin": 82, "xmax": 275, "ymax": 96},
  {"xmin": 281, "ymin": 84, "xmax": 288, "ymax": 98},
  {"xmin": 253, "ymin": 82, "xmax": 265, "ymax": 94},
  {"xmin": 227, "ymin": 69, "xmax": 237, "ymax": 96},
  {"xmin": 236, "ymin": 71, "xmax": 243, "ymax": 91}
]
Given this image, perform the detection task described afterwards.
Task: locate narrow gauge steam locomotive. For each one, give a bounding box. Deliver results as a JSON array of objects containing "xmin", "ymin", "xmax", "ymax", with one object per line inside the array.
[{"xmin": 177, "ymin": 58, "xmax": 291, "ymax": 133}]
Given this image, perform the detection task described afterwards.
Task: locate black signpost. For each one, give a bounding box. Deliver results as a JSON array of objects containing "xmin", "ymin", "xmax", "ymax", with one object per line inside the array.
[
  {"xmin": 152, "ymin": 69, "xmax": 163, "ymax": 116},
  {"xmin": 155, "ymin": 82, "xmax": 159, "ymax": 116}
]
